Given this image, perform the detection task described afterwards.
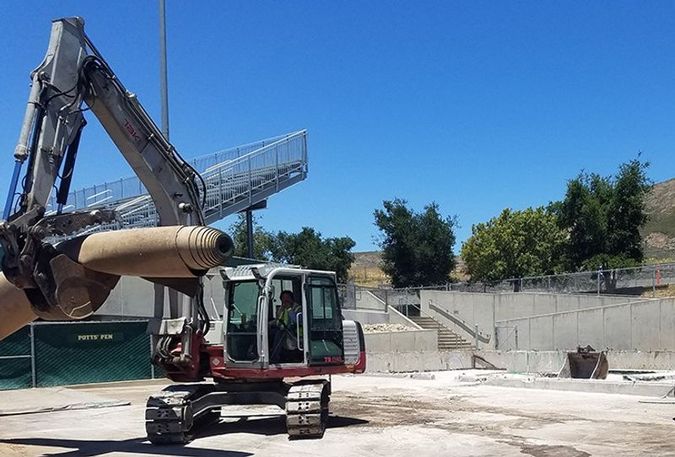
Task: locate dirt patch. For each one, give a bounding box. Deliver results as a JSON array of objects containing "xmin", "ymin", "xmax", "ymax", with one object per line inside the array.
[
  {"xmin": 332, "ymin": 389, "xmax": 675, "ymax": 456},
  {"xmin": 519, "ymin": 444, "xmax": 590, "ymax": 457}
]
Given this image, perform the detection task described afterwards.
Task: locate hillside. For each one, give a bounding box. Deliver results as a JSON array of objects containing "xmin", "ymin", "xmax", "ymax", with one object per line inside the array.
[
  {"xmin": 643, "ymin": 178, "xmax": 675, "ymax": 260},
  {"xmin": 349, "ymin": 251, "xmax": 389, "ymax": 287},
  {"xmin": 348, "ymin": 252, "xmax": 468, "ymax": 287}
]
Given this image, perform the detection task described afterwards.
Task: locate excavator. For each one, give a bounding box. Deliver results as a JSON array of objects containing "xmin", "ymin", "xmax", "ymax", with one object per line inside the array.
[{"xmin": 0, "ymin": 17, "xmax": 366, "ymax": 443}]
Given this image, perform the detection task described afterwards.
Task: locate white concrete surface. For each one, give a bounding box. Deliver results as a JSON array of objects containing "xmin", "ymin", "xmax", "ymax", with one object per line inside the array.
[
  {"xmin": 1, "ymin": 373, "xmax": 674, "ymax": 456},
  {"xmin": 483, "ymin": 373, "xmax": 675, "ymax": 397}
]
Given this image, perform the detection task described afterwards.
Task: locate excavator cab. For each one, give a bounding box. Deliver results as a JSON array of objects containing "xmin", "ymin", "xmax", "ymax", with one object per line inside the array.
[{"xmin": 222, "ymin": 265, "xmax": 346, "ymax": 370}]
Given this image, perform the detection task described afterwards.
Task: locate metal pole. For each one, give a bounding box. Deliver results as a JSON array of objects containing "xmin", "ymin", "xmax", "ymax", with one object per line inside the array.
[
  {"xmin": 149, "ymin": 332, "xmax": 156, "ymax": 380},
  {"xmin": 159, "ymin": 0, "xmax": 170, "ymax": 140},
  {"xmin": 597, "ymin": 269, "xmax": 601, "ymax": 296},
  {"xmin": 246, "ymin": 209, "xmax": 254, "ymax": 258},
  {"xmin": 30, "ymin": 324, "xmax": 36, "ymax": 388}
]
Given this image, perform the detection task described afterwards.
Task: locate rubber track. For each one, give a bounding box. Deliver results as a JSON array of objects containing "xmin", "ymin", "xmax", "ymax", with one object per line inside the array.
[
  {"xmin": 145, "ymin": 386, "xmax": 200, "ymax": 444},
  {"xmin": 286, "ymin": 380, "xmax": 329, "ymax": 438}
]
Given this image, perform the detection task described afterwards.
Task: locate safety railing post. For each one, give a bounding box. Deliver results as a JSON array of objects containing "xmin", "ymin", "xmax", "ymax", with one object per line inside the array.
[
  {"xmin": 597, "ymin": 269, "xmax": 601, "ymax": 296},
  {"xmin": 247, "ymin": 156, "xmax": 252, "ymax": 206},
  {"xmin": 275, "ymin": 144, "xmax": 280, "ymax": 191},
  {"xmin": 514, "ymin": 325, "xmax": 519, "ymax": 350}
]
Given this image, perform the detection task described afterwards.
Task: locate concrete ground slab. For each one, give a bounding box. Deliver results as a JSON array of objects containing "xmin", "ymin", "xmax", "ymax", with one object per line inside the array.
[
  {"xmin": 483, "ymin": 372, "xmax": 675, "ymax": 397},
  {"xmin": 0, "ymin": 372, "xmax": 673, "ymax": 456},
  {"xmin": 0, "ymin": 386, "xmax": 129, "ymax": 416}
]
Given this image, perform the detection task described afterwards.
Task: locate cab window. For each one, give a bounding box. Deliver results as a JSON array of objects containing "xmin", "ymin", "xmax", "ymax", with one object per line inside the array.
[{"xmin": 226, "ymin": 281, "xmax": 259, "ymax": 361}]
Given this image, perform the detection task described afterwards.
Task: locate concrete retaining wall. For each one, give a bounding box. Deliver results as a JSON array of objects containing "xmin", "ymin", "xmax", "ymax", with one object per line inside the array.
[
  {"xmin": 365, "ymin": 350, "xmax": 472, "ymax": 373},
  {"xmin": 420, "ymin": 290, "xmax": 644, "ymax": 330},
  {"xmin": 473, "ymin": 350, "xmax": 675, "ymax": 373},
  {"xmin": 420, "ymin": 290, "xmax": 673, "ymax": 352},
  {"xmin": 496, "ymin": 298, "xmax": 675, "ymax": 351},
  {"xmin": 344, "ymin": 309, "xmax": 389, "ymax": 324},
  {"xmin": 365, "ymin": 329, "xmax": 437, "ymax": 353},
  {"xmin": 364, "ymin": 349, "xmax": 675, "ymax": 373},
  {"xmin": 355, "ymin": 289, "xmax": 388, "ymax": 311},
  {"xmin": 387, "ymin": 304, "xmax": 422, "ymax": 328}
]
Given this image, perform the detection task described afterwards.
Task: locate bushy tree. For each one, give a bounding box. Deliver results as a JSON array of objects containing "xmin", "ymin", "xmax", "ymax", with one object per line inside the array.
[
  {"xmin": 461, "ymin": 207, "xmax": 567, "ymax": 283},
  {"xmin": 374, "ymin": 199, "xmax": 456, "ymax": 288},
  {"xmin": 554, "ymin": 159, "xmax": 651, "ymax": 270},
  {"xmin": 269, "ymin": 227, "xmax": 355, "ymax": 283},
  {"xmin": 228, "ymin": 213, "xmax": 274, "ymax": 260}
]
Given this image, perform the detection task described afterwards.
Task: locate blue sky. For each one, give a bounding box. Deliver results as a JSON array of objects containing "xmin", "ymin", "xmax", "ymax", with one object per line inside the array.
[{"xmin": 1, "ymin": 2, "xmax": 675, "ymax": 251}]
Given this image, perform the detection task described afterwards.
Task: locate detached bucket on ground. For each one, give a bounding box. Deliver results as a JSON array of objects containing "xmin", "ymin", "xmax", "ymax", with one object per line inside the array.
[{"xmin": 558, "ymin": 346, "xmax": 609, "ymax": 380}]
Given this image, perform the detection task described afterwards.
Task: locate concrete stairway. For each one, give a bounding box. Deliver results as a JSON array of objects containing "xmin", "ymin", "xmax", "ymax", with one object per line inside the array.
[{"xmin": 409, "ymin": 316, "xmax": 473, "ymax": 350}]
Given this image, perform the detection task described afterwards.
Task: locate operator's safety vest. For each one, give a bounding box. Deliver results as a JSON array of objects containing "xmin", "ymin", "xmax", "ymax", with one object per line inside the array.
[
  {"xmin": 279, "ymin": 303, "xmax": 303, "ymax": 350},
  {"xmin": 278, "ymin": 303, "xmax": 302, "ymax": 328}
]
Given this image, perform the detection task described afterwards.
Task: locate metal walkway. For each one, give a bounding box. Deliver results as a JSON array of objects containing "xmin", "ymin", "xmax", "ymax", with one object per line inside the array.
[{"xmin": 45, "ymin": 130, "xmax": 307, "ymax": 231}]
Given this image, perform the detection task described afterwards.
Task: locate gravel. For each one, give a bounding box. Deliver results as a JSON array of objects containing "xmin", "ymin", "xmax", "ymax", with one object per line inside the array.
[{"xmin": 362, "ymin": 323, "xmax": 414, "ymax": 333}]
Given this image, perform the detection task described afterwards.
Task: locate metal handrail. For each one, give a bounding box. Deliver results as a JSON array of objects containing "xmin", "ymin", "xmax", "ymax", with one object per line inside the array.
[
  {"xmin": 404, "ymin": 302, "xmax": 483, "ymax": 347},
  {"xmin": 45, "ymin": 131, "xmax": 308, "ymax": 237}
]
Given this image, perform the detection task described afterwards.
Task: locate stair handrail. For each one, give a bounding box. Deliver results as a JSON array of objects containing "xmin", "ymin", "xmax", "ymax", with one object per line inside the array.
[
  {"xmin": 425, "ymin": 301, "xmax": 491, "ymax": 344},
  {"xmin": 402, "ymin": 300, "xmax": 490, "ymax": 345},
  {"xmin": 201, "ymin": 130, "xmax": 306, "ymax": 176}
]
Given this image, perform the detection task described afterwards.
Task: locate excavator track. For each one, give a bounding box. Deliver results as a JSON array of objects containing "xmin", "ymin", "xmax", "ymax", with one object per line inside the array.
[
  {"xmin": 145, "ymin": 385, "xmax": 201, "ymax": 444},
  {"xmin": 145, "ymin": 379, "xmax": 331, "ymax": 443},
  {"xmin": 285, "ymin": 379, "xmax": 330, "ymax": 439}
]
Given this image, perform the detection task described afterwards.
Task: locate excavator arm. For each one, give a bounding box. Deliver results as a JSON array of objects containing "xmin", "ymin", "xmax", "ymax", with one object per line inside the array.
[{"xmin": 0, "ymin": 17, "xmax": 212, "ymax": 375}]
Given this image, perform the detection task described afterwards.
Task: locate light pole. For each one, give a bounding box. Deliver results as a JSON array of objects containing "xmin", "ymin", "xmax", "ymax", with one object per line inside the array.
[{"xmin": 159, "ymin": 0, "xmax": 170, "ymax": 140}]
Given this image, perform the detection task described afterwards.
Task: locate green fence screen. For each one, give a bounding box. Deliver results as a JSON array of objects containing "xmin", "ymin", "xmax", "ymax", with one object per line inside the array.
[
  {"xmin": 0, "ymin": 320, "xmax": 155, "ymax": 390},
  {"xmin": 0, "ymin": 326, "xmax": 32, "ymax": 389}
]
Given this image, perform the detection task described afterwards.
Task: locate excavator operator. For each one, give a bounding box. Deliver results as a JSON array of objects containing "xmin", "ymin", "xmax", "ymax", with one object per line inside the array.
[{"xmin": 270, "ymin": 290, "xmax": 302, "ymax": 363}]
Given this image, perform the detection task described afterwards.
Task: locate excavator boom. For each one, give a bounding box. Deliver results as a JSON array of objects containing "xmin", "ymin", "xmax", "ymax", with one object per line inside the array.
[{"xmin": 0, "ymin": 17, "xmax": 216, "ymax": 373}]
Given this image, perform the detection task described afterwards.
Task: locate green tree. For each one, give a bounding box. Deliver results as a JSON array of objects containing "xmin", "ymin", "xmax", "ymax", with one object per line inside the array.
[
  {"xmin": 374, "ymin": 199, "xmax": 456, "ymax": 288},
  {"xmin": 554, "ymin": 159, "xmax": 651, "ymax": 270},
  {"xmin": 228, "ymin": 213, "xmax": 274, "ymax": 260},
  {"xmin": 461, "ymin": 207, "xmax": 567, "ymax": 283},
  {"xmin": 269, "ymin": 227, "xmax": 355, "ymax": 283}
]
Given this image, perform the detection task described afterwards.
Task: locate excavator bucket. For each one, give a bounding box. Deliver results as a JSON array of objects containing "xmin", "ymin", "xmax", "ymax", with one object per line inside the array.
[{"xmin": 558, "ymin": 346, "xmax": 609, "ymax": 380}]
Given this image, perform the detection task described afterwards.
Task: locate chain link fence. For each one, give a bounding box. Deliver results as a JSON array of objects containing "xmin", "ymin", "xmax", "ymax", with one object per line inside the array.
[
  {"xmin": 483, "ymin": 263, "xmax": 675, "ymax": 295},
  {"xmin": 0, "ymin": 320, "xmax": 159, "ymax": 391},
  {"xmin": 357, "ymin": 262, "xmax": 675, "ymax": 297}
]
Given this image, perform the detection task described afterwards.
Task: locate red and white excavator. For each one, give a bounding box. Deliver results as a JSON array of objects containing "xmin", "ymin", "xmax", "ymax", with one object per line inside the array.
[{"xmin": 0, "ymin": 17, "xmax": 366, "ymax": 443}]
